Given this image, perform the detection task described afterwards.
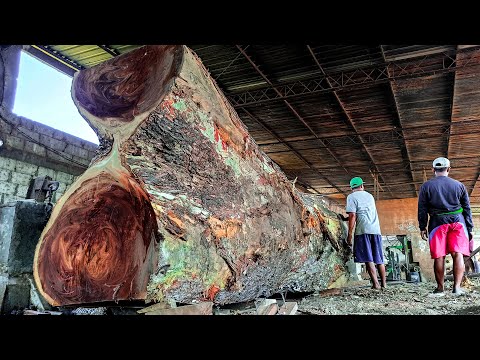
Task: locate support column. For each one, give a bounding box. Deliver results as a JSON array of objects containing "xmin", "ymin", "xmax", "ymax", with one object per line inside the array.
[{"xmin": 0, "ymin": 45, "xmax": 22, "ymax": 111}]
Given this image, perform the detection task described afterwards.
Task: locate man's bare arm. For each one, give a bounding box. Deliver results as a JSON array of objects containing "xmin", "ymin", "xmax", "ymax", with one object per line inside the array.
[{"xmin": 347, "ymin": 212, "xmax": 356, "ymax": 246}]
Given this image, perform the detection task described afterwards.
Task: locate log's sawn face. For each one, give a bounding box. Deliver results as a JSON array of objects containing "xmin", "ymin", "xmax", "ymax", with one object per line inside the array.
[
  {"xmin": 36, "ymin": 172, "xmax": 159, "ymax": 304},
  {"xmin": 33, "ymin": 46, "xmax": 184, "ymax": 306},
  {"xmin": 74, "ymin": 46, "xmax": 180, "ymax": 122}
]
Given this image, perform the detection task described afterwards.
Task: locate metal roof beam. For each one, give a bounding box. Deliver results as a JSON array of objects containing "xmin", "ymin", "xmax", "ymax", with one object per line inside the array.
[
  {"xmin": 227, "ymin": 46, "xmax": 480, "ymax": 108},
  {"xmin": 445, "ymin": 46, "xmax": 480, "ymax": 200},
  {"xmin": 283, "ymin": 155, "xmax": 480, "ymax": 172},
  {"xmin": 260, "ymin": 120, "xmax": 480, "ymax": 150},
  {"xmin": 236, "ymin": 45, "xmax": 352, "ymax": 197},
  {"xmin": 380, "ymin": 46, "xmax": 414, "ymax": 195},
  {"xmin": 240, "ymin": 108, "xmax": 348, "ymax": 197},
  {"xmin": 446, "ymin": 46, "xmax": 458, "ymax": 159},
  {"xmin": 311, "ymin": 179, "xmax": 479, "ymax": 189},
  {"xmin": 97, "ymin": 45, "xmax": 120, "ymax": 57},
  {"xmin": 311, "ymin": 189, "xmax": 480, "ymax": 198},
  {"xmin": 284, "ymin": 166, "xmax": 480, "ymax": 178},
  {"xmin": 307, "ymin": 45, "xmax": 394, "ymax": 197}
]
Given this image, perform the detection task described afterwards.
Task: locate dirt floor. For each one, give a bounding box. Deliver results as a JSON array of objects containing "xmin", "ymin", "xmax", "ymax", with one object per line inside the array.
[
  {"xmin": 216, "ymin": 277, "xmax": 480, "ymax": 315},
  {"xmin": 298, "ymin": 279, "xmax": 480, "ymax": 315},
  {"xmin": 19, "ymin": 277, "xmax": 480, "ymax": 315}
]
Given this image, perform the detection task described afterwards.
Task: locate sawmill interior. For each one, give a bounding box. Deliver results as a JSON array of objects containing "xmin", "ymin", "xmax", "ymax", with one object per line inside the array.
[{"xmin": 1, "ymin": 44, "xmax": 480, "ymax": 316}]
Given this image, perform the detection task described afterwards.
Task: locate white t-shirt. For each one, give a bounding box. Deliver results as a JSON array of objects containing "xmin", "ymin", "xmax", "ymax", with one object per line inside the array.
[{"xmin": 346, "ymin": 190, "xmax": 381, "ymax": 235}]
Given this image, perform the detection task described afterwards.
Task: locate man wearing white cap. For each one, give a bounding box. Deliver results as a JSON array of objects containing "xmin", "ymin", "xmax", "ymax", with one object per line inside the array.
[{"xmin": 418, "ymin": 157, "xmax": 474, "ymax": 295}]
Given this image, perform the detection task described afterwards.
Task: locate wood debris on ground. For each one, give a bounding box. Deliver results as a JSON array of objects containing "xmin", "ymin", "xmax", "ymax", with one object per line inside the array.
[{"xmin": 296, "ymin": 279, "xmax": 480, "ymax": 315}]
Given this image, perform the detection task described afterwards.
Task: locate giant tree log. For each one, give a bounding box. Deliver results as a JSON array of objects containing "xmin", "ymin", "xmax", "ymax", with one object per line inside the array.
[{"xmin": 33, "ymin": 45, "xmax": 350, "ymax": 306}]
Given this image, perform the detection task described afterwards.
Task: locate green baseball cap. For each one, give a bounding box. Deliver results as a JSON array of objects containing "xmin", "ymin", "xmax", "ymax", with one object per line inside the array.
[{"xmin": 350, "ymin": 177, "xmax": 364, "ymax": 188}]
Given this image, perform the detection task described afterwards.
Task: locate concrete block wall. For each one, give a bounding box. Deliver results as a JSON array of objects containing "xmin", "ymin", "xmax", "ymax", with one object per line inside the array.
[
  {"xmin": 472, "ymin": 215, "xmax": 480, "ymax": 239},
  {"xmin": 0, "ymin": 45, "xmax": 97, "ymax": 205},
  {"xmin": 0, "ymin": 109, "xmax": 97, "ymax": 205},
  {"xmin": 375, "ymin": 198, "xmax": 433, "ymax": 281},
  {"xmin": 0, "ymin": 157, "xmax": 78, "ymax": 204}
]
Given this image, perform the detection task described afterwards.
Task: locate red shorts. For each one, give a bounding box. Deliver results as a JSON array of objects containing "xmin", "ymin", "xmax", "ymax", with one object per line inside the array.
[{"xmin": 428, "ymin": 222, "xmax": 470, "ymax": 259}]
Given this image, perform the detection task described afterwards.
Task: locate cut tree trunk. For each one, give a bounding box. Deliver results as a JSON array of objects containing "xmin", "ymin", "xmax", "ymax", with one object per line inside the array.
[{"xmin": 33, "ymin": 45, "xmax": 350, "ymax": 306}]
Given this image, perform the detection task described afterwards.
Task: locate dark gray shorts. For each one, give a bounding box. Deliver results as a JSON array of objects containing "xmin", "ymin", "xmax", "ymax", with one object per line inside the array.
[{"xmin": 353, "ymin": 234, "xmax": 384, "ymax": 264}]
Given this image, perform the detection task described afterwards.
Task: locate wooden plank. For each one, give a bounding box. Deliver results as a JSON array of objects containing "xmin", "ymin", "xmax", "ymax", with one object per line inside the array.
[
  {"xmin": 278, "ymin": 302, "xmax": 298, "ymax": 315},
  {"xmin": 137, "ymin": 301, "xmax": 171, "ymax": 314},
  {"xmin": 145, "ymin": 302, "xmax": 213, "ymax": 315},
  {"xmin": 446, "ymin": 244, "xmax": 480, "ymax": 275},
  {"xmin": 256, "ymin": 299, "xmax": 277, "ymax": 314},
  {"xmin": 257, "ymin": 303, "xmax": 278, "ymax": 315}
]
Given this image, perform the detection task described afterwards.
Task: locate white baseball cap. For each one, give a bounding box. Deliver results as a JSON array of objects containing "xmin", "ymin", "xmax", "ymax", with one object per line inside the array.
[{"xmin": 432, "ymin": 157, "xmax": 450, "ymax": 168}]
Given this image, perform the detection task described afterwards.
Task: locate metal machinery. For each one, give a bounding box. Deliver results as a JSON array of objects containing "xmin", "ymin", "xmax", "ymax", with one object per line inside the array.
[
  {"xmin": 385, "ymin": 235, "xmax": 421, "ymax": 282},
  {"xmin": 0, "ymin": 176, "xmax": 61, "ymax": 314},
  {"xmin": 25, "ymin": 176, "xmax": 60, "ymax": 220}
]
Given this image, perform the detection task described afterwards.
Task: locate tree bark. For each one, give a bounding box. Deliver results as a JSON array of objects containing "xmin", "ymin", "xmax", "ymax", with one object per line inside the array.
[{"xmin": 33, "ymin": 45, "xmax": 350, "ymax": 306}]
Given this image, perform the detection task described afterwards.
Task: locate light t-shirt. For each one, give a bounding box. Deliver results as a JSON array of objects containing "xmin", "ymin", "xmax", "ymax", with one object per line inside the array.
[{"xmin": 345, "ymin": 190, "xmax": 381, "ymax": 236}]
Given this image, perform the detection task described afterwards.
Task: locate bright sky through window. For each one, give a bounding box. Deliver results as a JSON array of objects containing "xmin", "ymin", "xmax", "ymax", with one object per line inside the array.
[{"xmin": 13, "ymin": 51, "xmax": 99, "ymax": 145}]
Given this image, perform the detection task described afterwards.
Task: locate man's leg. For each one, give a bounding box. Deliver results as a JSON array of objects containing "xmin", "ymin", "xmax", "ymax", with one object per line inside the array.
[
  {"xmin": 429, "ymin": 224, "xmax": 449, "ymax": 292},
  {"xmin": 365, "ymin": 262, "xmax": 380, "ymax": 289},
  {"xmin": 446, "ymin": 222, "xmax": 470, "ymax": 294},
  {"xmin": 368, "ymin": 234, "xmax": 385, "ymax": 289},
  {"xmin": 377, "ymin": 264, "xmax": 386, "ymax": 288},
  {"xmin": 353, "ymin": 234, "xmax": 376, "ymax": 288},
  {"xmin": 451, "ymin": 252, "xmax": 465, "ymax": 293},
  {"xmin": 433, "ymin": 256, "xmax": 445, "ymax": 292}
]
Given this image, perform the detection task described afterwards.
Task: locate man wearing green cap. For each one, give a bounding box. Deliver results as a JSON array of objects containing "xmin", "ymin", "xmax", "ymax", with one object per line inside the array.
[{"xmin": 346, "ymin": 177, "xmax": 386, "ymax": 289}]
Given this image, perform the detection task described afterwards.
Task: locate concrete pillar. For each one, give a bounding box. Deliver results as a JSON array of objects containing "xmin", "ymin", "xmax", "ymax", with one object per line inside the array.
[
  {"xmin": 0, "ymin": 45, "xmax": 21, "ymax": 112},
  {"xmin": 0, "ymin": 200, "xmax": 50, "ymax": 313}
]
